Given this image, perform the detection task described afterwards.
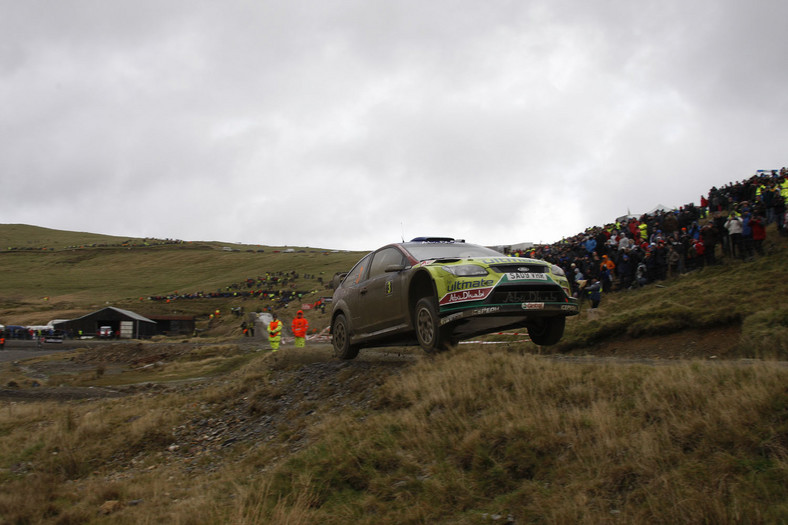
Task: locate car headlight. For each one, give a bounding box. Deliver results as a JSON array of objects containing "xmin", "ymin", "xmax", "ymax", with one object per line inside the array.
[
  {"xmin": 551, "ymin": 265, "xmax": 566, "ymax": 277},
  {"xmin": 442, "ymin": 265, "xmax": 489, "ymax": 277}
]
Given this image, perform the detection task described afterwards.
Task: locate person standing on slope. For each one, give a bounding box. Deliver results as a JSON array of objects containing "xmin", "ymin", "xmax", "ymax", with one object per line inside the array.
[
  {"xmin": 268, "ymin": 313, "xmax": 283, "ymax": 351},
  {"xmin": 586, "ymin": 278, "xmax": 602, "ymax": 309},
  {"xmin": 291, "ymin": 310, "xmax": 309, "ymax": 348}
]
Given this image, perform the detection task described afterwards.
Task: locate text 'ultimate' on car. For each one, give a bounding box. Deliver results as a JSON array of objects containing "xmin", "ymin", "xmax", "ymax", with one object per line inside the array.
[{"xmin": 330, "ymin": 237, "xmax": 579, "ymax": 359}]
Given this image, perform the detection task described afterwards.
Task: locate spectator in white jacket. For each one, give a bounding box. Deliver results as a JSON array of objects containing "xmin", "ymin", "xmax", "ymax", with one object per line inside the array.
[{"xmin": 724, "ymin": 214, "xmax": 744, "ymax": 259}]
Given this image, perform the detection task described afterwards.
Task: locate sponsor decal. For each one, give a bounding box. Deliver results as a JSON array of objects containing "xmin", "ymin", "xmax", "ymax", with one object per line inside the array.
[
  {"xmin": 386, "ymin": 280, "xmax": 393, "ymax": 295},
  {"xmin": 446, "ymin": 278, "xmax": 495, "ymax": 292},
  {"xmin": 522, "ymin": 302, "xmax": 545, "ymax": 310},
  {"xmin": 440, "ymin": 287, "xmax": 493, "ymax": 305},
  {"xmin": 472, "ymin": 306, "xmax": 501, "ymax": 315},
  {"xmin": 481, "ymin": 257, "xmax": 535, "ymax": 264},
  {"xmin": 505, "ymin": 272, "xmax": 548, "ymax": 281},
  {"xmin": 561, "ymin": 304, "xmax": 579, "ymax": 311}
]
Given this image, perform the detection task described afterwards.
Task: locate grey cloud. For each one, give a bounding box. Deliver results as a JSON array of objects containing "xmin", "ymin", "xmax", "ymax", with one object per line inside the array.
[{"xmin": 1, "ymin": 0, "xmax": 786, "ymax": 250}]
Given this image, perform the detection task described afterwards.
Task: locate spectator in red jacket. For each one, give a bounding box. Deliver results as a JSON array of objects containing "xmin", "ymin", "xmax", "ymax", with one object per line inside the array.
[
  {"xmin": 291, "ymin": 310, "xmax": 309, "ymax": 348},
  {"xmin": 749, "ymin": 211, "xmax": 767, "ymax": 256}
]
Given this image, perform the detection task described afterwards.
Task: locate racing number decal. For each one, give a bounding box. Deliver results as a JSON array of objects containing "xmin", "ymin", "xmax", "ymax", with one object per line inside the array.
[{"xmin": 385, "ymin": 280, "xmax": 393, "ymax": 295}]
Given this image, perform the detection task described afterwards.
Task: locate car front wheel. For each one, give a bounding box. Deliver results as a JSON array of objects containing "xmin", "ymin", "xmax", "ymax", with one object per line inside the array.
[
  {"xmin": 527, "ymin": 316, "xmax": 566, "ymax": 346},
  {"xmin": 415, "ymin": 297, "xmax": 450, "ymax": 353},
  {"xmin": 332, "ymin": 313, "xmax": 360, "ymax": 360}
]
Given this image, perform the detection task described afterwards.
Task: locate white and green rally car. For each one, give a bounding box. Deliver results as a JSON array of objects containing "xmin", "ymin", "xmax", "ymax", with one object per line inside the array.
[{"xmin": 330, "ymin": 238, "xmax": 579, "ymax": 359}]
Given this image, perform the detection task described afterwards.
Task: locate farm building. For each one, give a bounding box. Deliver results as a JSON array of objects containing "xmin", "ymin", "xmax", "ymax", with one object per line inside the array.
[
  {"xmin": 53, "ymin": 307, "xmax": 157, "ymax": 339},
  {"xmin": 147, "ymin": 315, "xmax": 195, "ymax": 336}
]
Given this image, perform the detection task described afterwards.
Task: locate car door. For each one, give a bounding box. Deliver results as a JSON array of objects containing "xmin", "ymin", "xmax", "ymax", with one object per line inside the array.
[
  {"xmin": 358, "ymin": 247, "xmax": 409, "ymax": 335},
  {"xmin": 338, "ymin": 253, "xmax": 372, "ymax": 333}
]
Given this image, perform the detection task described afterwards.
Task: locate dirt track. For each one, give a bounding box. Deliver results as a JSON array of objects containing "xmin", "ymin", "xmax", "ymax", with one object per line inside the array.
[
  {"xmin": 0, "ymin": 326, "xmax": 778, "ymax": 403},
  {"xmin": 0, "ymin": 339, "xmax": 421, "ymax": 401},
  {"xmin": 0, "ymin": 340, "xmax": 76, "ymax": 363}
]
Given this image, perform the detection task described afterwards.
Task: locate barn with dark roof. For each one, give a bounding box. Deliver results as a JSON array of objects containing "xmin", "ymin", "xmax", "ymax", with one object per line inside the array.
[{"xmin": 53, "ymin": 307, "xmax": 157, "ymax": 339}]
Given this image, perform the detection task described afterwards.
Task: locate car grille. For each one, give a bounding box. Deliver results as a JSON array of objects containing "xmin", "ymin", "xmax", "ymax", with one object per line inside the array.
[
  {"xmin": 489, "ymin": 264, "xmax": 549, "ymax": 274},
  {"xmin": 490, "ymin": 284, "xmax": 566, "ymax": 303}
]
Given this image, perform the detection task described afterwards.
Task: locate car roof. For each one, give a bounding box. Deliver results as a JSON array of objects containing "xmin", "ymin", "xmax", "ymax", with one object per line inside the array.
[{"xmin": 407, "ymin": 236, "xmax": 464, "ymax": 243}]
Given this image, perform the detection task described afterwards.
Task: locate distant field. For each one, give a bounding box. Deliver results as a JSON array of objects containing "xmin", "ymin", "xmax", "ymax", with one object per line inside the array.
[
  {"xmin": 0, "ymin": 223, "xmax": 152, "ymax": 249},
  {"xmin": 0, "ymin": 224, "xmax": 365, "ymax": 326}
]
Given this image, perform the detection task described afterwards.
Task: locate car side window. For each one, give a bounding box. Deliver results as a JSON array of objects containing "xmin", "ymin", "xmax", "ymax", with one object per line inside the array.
[
  {"xmin": 343, "ymin": 254, "xmax": 372, "ymax": 287},
  {"xmin": 368, "ymin": 248, "xmax": 406, "ymax": 279}
]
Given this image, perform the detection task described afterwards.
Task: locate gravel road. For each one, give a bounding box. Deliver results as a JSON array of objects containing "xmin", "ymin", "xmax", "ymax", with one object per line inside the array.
[{"xmin": 0, "ymin": 339, "xmax": 79, "ymax": 363}]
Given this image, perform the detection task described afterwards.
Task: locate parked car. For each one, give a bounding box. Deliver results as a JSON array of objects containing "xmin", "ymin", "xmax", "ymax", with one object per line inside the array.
[
  {"xmin": 98, "ymin": 326, "xmax": 113, "ymax": 338},
  {"xmin": 330, "ymin": 238, "xmax": 579, "ymax": 359}
]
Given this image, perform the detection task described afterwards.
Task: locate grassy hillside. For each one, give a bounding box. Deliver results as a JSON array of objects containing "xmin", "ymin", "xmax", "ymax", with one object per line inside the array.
[
  {"xmin": 1, "ymin": 223, "xmax": 787, "ymax": 523},
  {"xmin": 0, "ymin": 224, "xmax": 365, "ymax": 327},
  {"xmin": 0, "ymin": 223, "xmax": 151, "ymax": 250}
]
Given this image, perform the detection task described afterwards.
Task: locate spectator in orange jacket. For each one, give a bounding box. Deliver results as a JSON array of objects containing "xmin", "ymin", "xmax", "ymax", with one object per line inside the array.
[{"xmin": 291, "ymin": 310, "xmax": 309, "ymax": 348}]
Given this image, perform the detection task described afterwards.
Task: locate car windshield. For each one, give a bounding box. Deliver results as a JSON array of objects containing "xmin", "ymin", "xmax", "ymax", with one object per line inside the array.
[{"xmin": 403, "ymin": 242, "xmax": 503, "ymax": 261}]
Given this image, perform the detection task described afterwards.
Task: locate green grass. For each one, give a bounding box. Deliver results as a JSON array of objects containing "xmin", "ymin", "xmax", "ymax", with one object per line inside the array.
[{"xmin": 0, "ymin": 223, "xmax": 152, "ymax": 250}]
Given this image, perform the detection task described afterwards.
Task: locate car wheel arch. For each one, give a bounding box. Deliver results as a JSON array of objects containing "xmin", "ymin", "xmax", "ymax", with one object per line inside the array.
[
  {"xmin": 407, "ymin": 270, "xmax": 438, "ymax": 317},
  {"xmin": 330, "ymin": 306, "xmax": 350, "ymax": 332}
]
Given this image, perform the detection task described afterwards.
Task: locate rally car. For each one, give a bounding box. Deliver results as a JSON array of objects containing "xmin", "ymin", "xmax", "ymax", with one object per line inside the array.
[{"xmin": 330, "ymin": 237, "xmax": 579, "ymax": 359}]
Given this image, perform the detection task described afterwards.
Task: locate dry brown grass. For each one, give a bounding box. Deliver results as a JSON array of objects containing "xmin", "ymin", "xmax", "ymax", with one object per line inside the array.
[
  {"xmin": 258, "ymin": 349, "xmax": 788, "ymax": 524},
  {"xmin": 1, "ymin": 345, "xmax": 787, "ymax": 523}
]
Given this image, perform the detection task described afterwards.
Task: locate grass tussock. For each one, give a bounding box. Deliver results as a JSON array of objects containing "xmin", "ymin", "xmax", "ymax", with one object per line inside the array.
[{"xmin": 740, "ymin": 306, "xmax": 788, "ymax": 358}]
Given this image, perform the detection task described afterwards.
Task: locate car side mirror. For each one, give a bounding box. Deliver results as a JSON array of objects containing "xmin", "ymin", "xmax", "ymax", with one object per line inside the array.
[{"xmin": 385, "ymin": 264, "xmax": 406, "ymax": 273}]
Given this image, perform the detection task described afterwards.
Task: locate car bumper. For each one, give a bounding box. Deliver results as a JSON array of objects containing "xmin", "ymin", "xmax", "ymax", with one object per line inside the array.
[{"xmin": 439, "ymin": 300, "xmax": 579, "ymax": 328}]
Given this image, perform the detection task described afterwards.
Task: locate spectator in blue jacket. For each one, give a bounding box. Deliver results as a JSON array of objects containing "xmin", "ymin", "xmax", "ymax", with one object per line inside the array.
[
  {"xmin": 584, "ymin": 236, "xmax": 597, "ymax": 254},
  {"xmin": 586, "ymin": 278, "xmax": 602, "ymax": 309}
]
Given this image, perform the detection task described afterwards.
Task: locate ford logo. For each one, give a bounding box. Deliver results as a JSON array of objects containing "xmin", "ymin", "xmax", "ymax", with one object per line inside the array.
[{"xmin": 517, "ymin": 267, "xmax": 530, "ymax": 272}]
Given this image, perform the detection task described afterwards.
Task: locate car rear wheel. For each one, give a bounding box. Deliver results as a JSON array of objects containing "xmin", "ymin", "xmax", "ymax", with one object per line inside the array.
[
  {"xmin": 332, "ymin": 313, "xmax": 360, "ymax": 360},
  {"xmin": 527, "ymin": 316, "xmax": 566, "ymax": 346},
  {"xmin": 415, "ymin": 297, "xmax": 450, "ymax": 353}
]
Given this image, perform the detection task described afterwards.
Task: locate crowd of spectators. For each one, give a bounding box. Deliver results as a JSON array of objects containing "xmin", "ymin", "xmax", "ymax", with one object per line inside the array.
[
  {"xmin": 518, "ymin": 168, "xmax": 787, "ymax": 302},
  {"xmin": 2, "ymin": 238, "xmax": 185, "ymax": 252},
  {"xmin": 148, "ymin": 270, "xmax": 330, "ymax": 311}
]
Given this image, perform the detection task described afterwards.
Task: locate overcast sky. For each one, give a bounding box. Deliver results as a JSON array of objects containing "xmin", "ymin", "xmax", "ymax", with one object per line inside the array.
[{"xmin": 2, "ymin": 1, "xmax": 786, "ymax": 251}]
